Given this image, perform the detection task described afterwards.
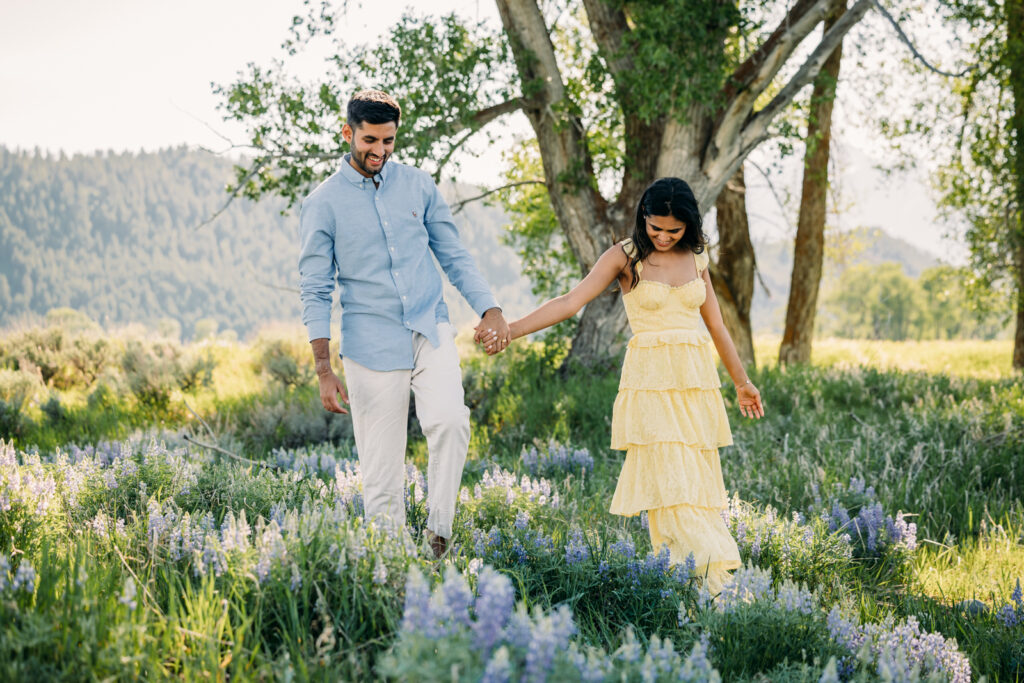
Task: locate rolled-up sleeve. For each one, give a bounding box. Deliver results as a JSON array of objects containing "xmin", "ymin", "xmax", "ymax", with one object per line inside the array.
[
  {"xmin": 423, "ymin": 181, "xmax": 500, "ymax": 316},
  {"xmin": 298, "ymin": 198, "xmax": 337, "ymax": 341}
]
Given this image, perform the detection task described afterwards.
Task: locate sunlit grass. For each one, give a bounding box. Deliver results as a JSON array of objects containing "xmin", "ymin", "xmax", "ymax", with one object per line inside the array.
[
  {"xmin": 753, "ymin": 335, "xmax": 1017, "ymax": 380},
  {"xmin": 913, "ymin": 521, "xmax": 1024, "ymax": 607}
]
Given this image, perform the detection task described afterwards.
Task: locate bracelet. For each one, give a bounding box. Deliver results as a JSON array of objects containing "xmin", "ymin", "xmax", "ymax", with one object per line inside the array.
[{"xmin": 735, "ymin": 379, "xmax": 752, "ymax": 389}]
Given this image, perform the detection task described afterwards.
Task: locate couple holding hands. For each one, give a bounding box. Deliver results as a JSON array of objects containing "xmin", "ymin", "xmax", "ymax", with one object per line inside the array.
[{"xmin": 299, "ymin": 90, "xmax": 764, "ymax": 592}]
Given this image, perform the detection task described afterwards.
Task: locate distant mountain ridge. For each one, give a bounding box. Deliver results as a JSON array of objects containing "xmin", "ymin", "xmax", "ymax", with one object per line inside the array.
[
  {"xmin": 0, "ymin": 147, "xmax": 534, "ymax": 337},
  {"xmin": 0, "ymin": 146, "xmax": 936, "ymax": 337},
  {"xmin": 749, "ymin": 226, "xmax": 941, "ymax": 333}
]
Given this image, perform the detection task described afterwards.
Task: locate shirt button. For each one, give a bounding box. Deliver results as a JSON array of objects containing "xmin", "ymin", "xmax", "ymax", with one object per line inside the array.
[
  {"xmin": 402, "ymin": 296, "xmax": 407, "ymax": 301},
  {"xmin": 390, "ymin": 247, "xmax": 394, "ymax": 252}
]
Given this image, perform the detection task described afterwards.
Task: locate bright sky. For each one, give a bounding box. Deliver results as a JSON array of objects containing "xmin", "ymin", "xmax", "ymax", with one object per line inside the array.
[{"xmin": 0, "ymin": 0, "xmax": 957, "ymax": 260}]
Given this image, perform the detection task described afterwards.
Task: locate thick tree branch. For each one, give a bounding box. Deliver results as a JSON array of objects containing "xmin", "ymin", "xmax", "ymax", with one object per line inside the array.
[
  {"xmin": 581, "ymin": 0, "xmax": 663, "ymax": 227},
  {"xmin": 738, "ymin": 0, "xmax": 874, "ymax": 158},
  {"xmin": 581, "ymin": 0, "xmax": 632, "ymax": 77},
  {"xmin": 714, "ymin": 0, "xmax": 836, "ymax": 155},
  {"xmin": 496, "ymin": 0, "xmax": 609, "ymax": 270}
]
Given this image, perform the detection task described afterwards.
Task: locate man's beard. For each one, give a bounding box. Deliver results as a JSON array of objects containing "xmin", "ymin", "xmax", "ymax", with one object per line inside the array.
[{"xmin": 355, "ymin": 150, "xmax": 388, "ymax": 176}]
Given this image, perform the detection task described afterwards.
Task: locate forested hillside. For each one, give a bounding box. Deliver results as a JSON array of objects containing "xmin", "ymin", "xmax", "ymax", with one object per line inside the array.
[
  {"xmin": 0, "ymin": 147, "xmax": 534, "ymax": 337},
  {"xmin": 2, "ymin": 146, "xmax": 994, "ymax": 340}
]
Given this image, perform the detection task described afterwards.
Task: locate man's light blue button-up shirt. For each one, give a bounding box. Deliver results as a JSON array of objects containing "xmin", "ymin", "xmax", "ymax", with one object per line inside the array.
[{"xmin": 298, "ymin": 156, "xmax": 499, "ymax": 371}]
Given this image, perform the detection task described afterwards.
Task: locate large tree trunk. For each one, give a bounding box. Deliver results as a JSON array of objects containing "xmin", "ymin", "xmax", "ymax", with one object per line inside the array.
[
  {"xmin": 1014, "ymin": 243, "xmax": 1023, "ymax": 370},
  {"xmin": 711, "ymin": 166, "xmax": 756, "ymax": 368},
  {"xmin": 495, "ymin": 0, "xmax": 630, "ymax": 367},
  {"xmin": 498, "ymin": 0, "xmax": 870, "ymax": 367},
  {"xmin": 779, "ymin": 4, "xmax": 845, "ymax": 365},
  {"xmin": 1010, "ymin": 0, "xmax": 1024, "ymax": 370}
]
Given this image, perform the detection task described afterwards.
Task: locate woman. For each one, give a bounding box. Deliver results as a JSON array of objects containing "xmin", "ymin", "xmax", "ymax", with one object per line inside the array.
[{"xmin": 478, "ymin": 177, "xmax": 764, "ymax": 592}]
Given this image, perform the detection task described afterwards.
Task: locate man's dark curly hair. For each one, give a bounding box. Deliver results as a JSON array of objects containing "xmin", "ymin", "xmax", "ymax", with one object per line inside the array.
[{"xmin": 347, "ymin": 90, "xmax": 401, "ymax": 129}]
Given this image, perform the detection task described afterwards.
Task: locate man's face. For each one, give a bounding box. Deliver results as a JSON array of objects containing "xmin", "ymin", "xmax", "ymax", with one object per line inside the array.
[{"xmin": 342, "ymin": 121, "xmax": 397, "ymax": 177}]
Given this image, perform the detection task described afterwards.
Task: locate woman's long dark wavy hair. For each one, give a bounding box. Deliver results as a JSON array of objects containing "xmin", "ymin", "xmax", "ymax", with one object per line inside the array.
[{"xmin": 626, "ymin": 177, "xmax": 708, "ymax": 289}]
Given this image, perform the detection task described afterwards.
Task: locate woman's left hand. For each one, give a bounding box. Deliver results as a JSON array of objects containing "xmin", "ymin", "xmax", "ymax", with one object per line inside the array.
[{"xmin": 737, "ymin": 382, "xmax": 764, "ymax": 419}]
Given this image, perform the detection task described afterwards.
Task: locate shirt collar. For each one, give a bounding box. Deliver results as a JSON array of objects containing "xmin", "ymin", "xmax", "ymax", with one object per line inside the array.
[{"xmin": 339, "ymin": 154, "xmax": 389, "ymax": 188}]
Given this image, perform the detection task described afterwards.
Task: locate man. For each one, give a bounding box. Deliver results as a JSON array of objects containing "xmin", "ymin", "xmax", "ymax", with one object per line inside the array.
[{"xmin": 298, "ymin": 89, "xmax": 510, "ymax": 559}]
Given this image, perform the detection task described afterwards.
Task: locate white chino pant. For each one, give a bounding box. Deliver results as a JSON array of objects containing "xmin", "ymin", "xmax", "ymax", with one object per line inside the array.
[{"xmin": 342, "ymin": 322, "xmax": 470, "ymax": 539}]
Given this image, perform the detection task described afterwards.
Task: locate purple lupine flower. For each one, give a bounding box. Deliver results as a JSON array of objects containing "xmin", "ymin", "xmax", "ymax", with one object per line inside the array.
[
  {"xmin": 679, "ymin": 634, "xmax": 720, "ymax": 682},
  {"xmin": 529, "ymin": 530, "xmax": 554, "ymax": 553},
  {"xmin": 564, "ymin": 529, "xmax": 590, "ymax": 565},
  {"xmin": 718, "ymin": 565, "xmax": 772, "ymax": 612},
  {"xmin": 827, "ymin": 607, "xmax": 866, "ymax": 651},
  {"xmin": 643, "ymin": 546, "xmax": 671, "ymax": 576},
  {"xmin": 525, "ymin": 605, "xmax": 576, "ymax": 681},
  {"xmin": 401, "ymin": 568, "xmax": 433, "ymax": 634},
  {"xmin": 514, "ymin": 510, "xmax": 530, "ymax": 530},
  {"xmin": 12, "ymin": 561, "xmax": 35, "ymax": 593},
  {"xmin": 829, "ymin": 501, "xmax": 850, "ymax": 533},
  {"xmin": 614, "ymin": 629, "xmax": 642, "ymax": 663},
  {"xmin": 481, "ymin": 646, "xmax": 511, "ymax": 683},
  {"xmin": 996, "ymin": 579, "xmax": 1023, "ymax": 627},
  {"xmin": 773, "ymin": 579, "xmax": 816, "ymax": 615},
  {"xmin": 511, "ymin": 539, "xmax": 528, "ymax": 564},
  {"xmin": 610, "ymin": 537, "xmax": 636, "ymax": 559},
  {"xmin": 372, "ymin": 558, "xmax": 388, "ymax": 585},
  {"xmin": 436, "ymin": 567, "xmax": 474, "ymax": 631},
  {"xmin": 640, "ymin": 634, "xmax": 681, "ymax": 679},
  {"xmin": 567, "ymin": 642, "xmax": 611, "ymax": 682},
  {"xmin": 473, "ymin": 529, "xmax": 487, "ymax": 556},
  {"xmin": 503, "ymin": 606, "xmax": 534, "ymax": 649},
  {"xmin": 473, "ymin": 567, "xmax": 514, "ymax": 653}
]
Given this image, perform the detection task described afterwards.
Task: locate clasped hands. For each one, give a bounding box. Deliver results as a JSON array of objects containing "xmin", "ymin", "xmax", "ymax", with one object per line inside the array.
[{"xmin": 473, "ymin": 307, "xmax": 511, "ymax": 356}]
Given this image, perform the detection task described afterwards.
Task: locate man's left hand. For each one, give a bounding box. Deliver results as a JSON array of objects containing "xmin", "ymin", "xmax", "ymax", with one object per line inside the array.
[{"xmin": 474, "ymin": 308, "xmax": 511, "ymax": 356}]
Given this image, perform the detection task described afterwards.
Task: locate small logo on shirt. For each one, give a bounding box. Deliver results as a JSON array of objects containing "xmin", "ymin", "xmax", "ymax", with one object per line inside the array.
[{"xmin": 412, "ymin": 210, "xmax": 418, "ymax": 217}]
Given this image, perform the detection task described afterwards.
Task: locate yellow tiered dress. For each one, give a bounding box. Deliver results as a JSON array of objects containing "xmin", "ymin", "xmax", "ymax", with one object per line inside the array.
[{"xmin": 609, "ymin": 240, "xmax": 741, "ymax": 593}]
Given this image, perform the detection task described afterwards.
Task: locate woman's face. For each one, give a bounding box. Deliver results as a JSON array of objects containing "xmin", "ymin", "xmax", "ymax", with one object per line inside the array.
[{"xmin": 645, "ymin": 213, "xmax": 687, "ymax": 252}]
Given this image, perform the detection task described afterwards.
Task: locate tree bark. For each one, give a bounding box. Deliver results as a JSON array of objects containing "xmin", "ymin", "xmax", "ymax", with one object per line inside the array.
[
  {"xmin": 1009, "ymin": 0, "xmax": 1024, "ymax": 370},
  {"xmin": 711, "ymin": 166, "xmax": 756, "ymax": 368},
  {"xmin": 495, "ymin": 0, "xmax": 631, "ymax": 366},
  {"xmin": 779, "ymin": 4, "xmax": 845, "ymax": 365}
]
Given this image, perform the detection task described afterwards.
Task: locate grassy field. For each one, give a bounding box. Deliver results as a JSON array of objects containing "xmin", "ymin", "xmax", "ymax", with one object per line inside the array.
[{"xmin": 0, "ymin": 325, "xmax": 1021, "ymax": 680}]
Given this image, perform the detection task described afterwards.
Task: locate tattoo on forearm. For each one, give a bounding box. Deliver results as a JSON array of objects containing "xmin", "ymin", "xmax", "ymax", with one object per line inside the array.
[{"xmin": 311, "ymin": 339, "xmax": 332, "ymax": 377}]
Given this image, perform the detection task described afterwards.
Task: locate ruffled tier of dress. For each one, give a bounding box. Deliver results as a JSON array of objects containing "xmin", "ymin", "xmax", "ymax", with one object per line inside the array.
[
  {"xmin": 619, "ymin": 331, "xmax": 722, "ymax": 392},
  {"xmin": 611, "ymin": 386, "xmax": 732, "ymax": 451},
  {"xmin": 648, "ymin": 503, "xmax": 742, "ymax": 594},
  {"xmin": 609, "ymin": 442, "xmax": 728, "ymax": 516}
]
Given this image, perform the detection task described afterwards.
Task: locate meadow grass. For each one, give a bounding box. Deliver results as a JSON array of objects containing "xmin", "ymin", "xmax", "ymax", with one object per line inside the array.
[
  {"xmin": 1, "ymin": 329, "xmax": 1021, "ymax": 680},
  {"xmin": 753, "ymin": 335, "xmax": 1018, "ymax": 380}
]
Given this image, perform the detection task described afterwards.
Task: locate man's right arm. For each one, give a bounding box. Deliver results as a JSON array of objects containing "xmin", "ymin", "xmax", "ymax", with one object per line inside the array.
[
  {"xmin": 299, "ymin": 198, "xmax": 337, "ymax": 344},
  {"xmin": 298, "ymin": 199, "xmax": 348, "ymax": 414}
]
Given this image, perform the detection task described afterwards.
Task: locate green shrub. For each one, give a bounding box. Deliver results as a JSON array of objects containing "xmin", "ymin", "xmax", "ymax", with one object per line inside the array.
[{"xmin": 254, "ymin": 337, "xmax": 314, "ymax": 388}]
